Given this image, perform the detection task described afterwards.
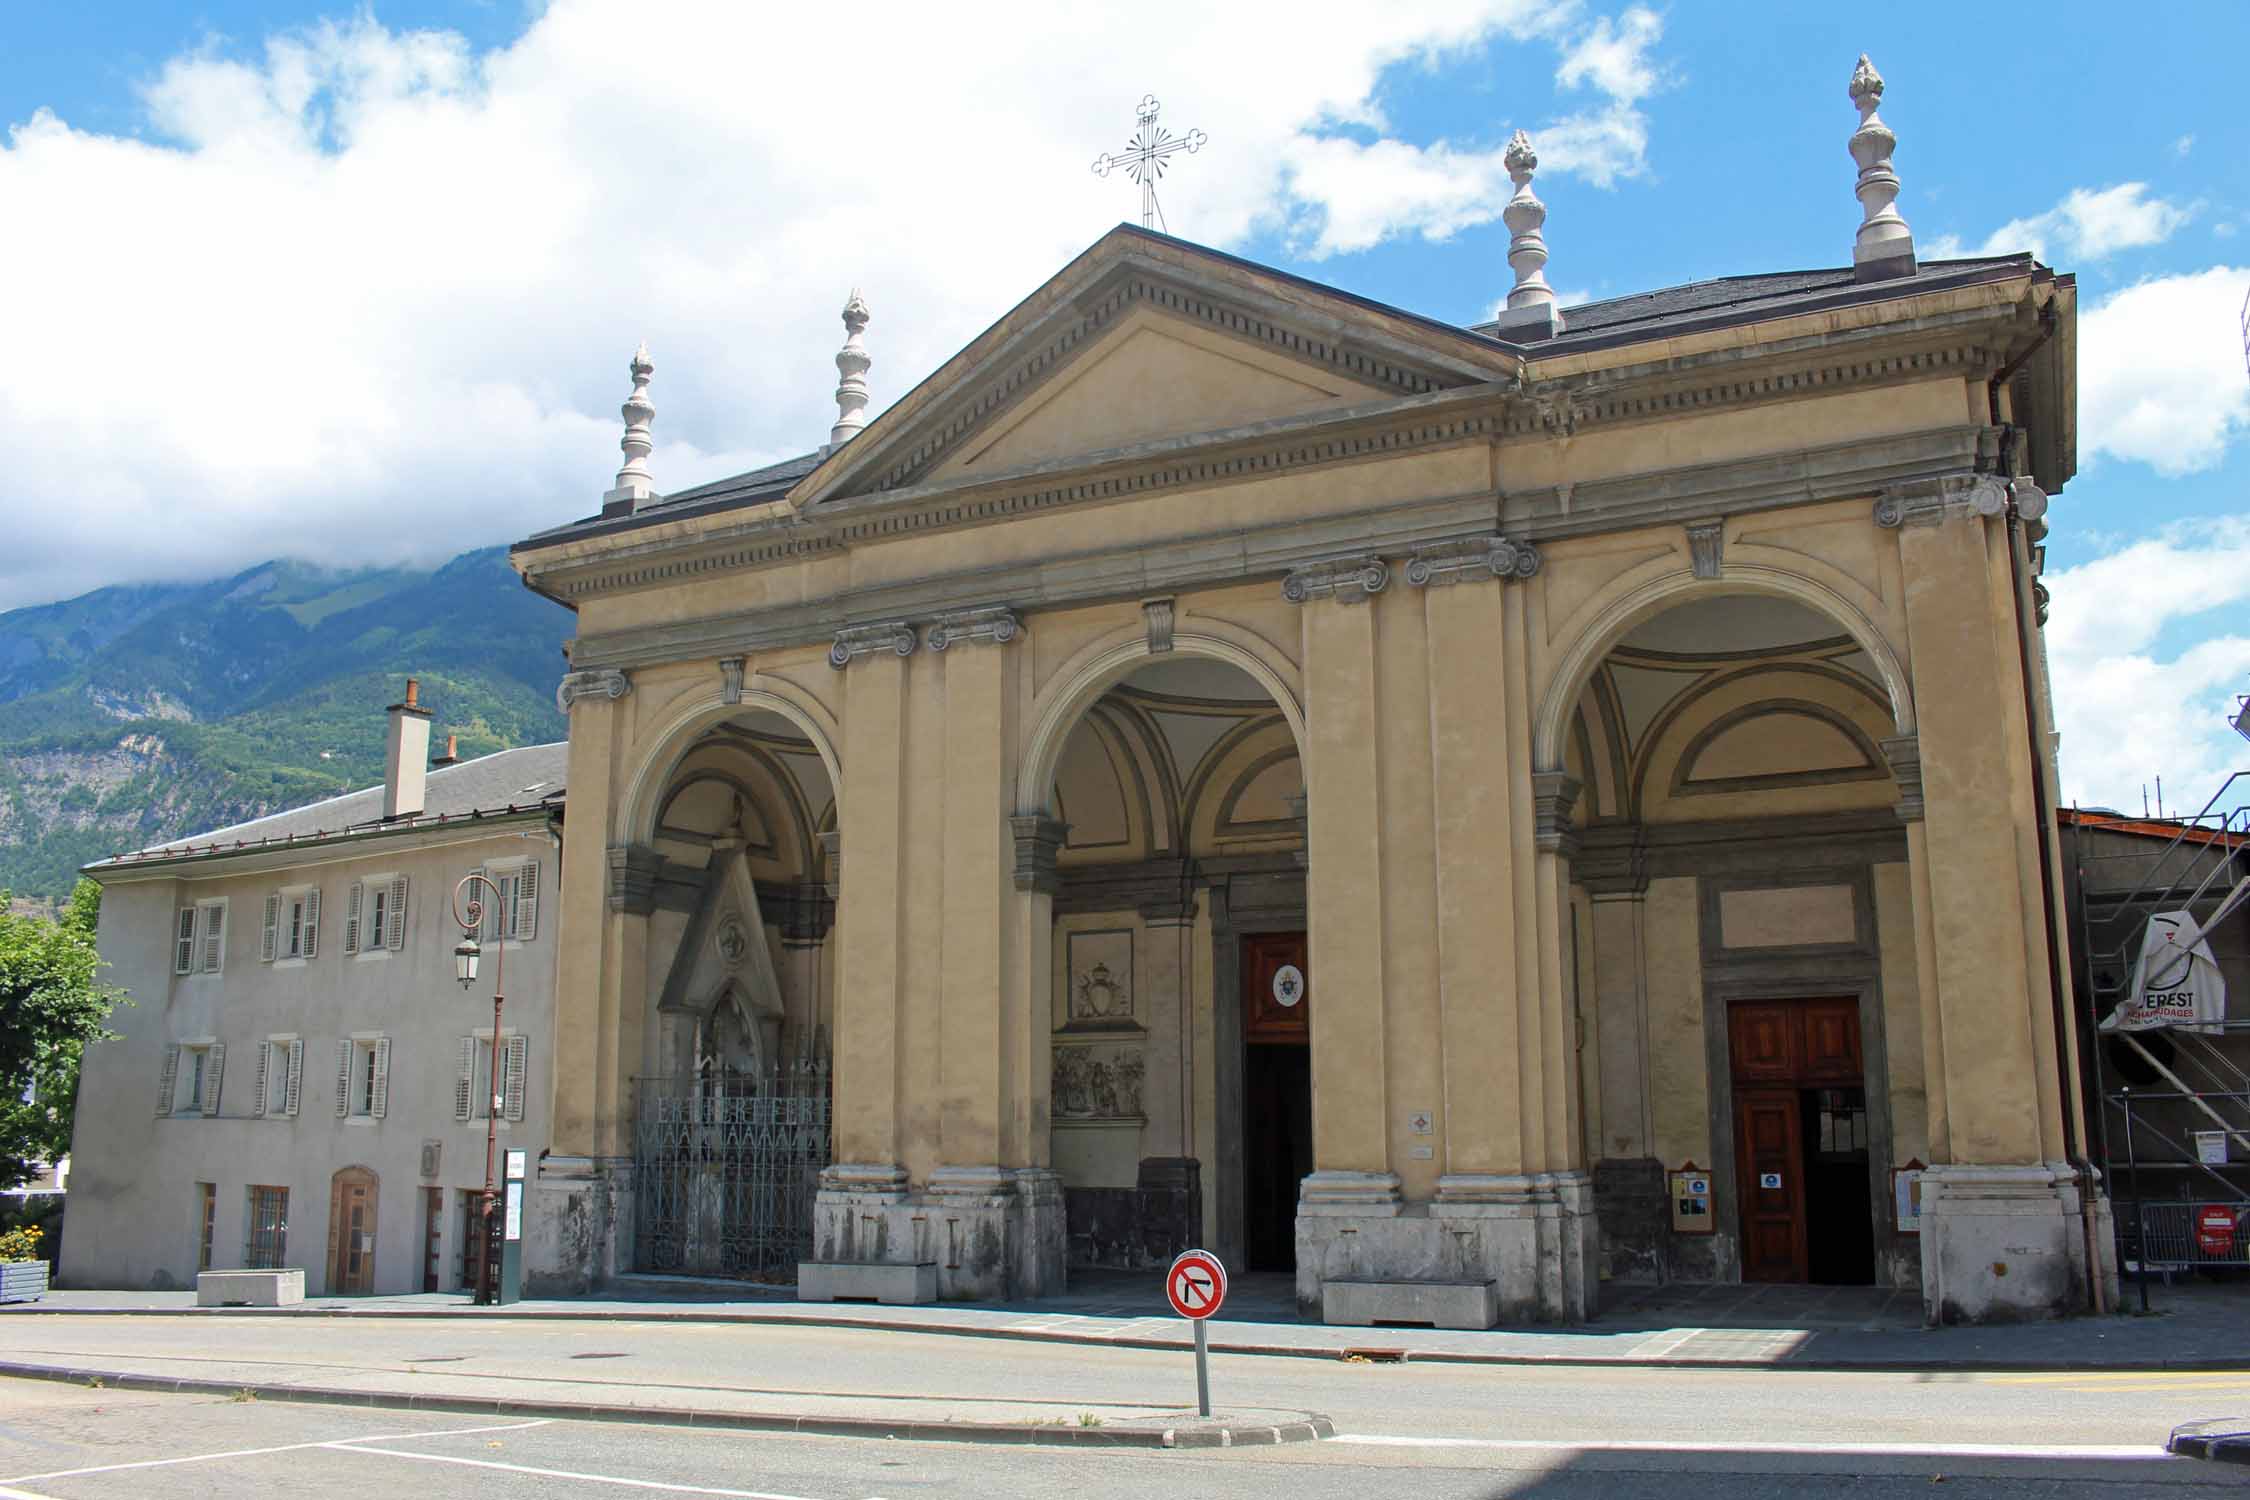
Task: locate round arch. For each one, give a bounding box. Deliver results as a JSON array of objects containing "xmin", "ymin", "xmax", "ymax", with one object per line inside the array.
[
  {"xmin": 617, "ymin": 678, "xmax": 844, "ymax": 849},
  {"xmin": 1016, "ymin": 628, "xmax": 1307, "ymax": 820},
  {"xmin": 1531, "ymin": 564, "xmax": 1915, "ymax": 771}
]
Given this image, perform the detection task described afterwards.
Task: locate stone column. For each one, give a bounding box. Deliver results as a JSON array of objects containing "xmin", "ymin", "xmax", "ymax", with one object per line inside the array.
[
  {"xmin": 1287, "ymin": 556, "xmax": 1400, "ymax": 1315},
  {"xmin": 1881, "ymin": 476, "xmax": 2100, "ymax": 1321},
  {"xmin": 806, "ymin": 639, "xmax": 915, "ymax": 1283}
]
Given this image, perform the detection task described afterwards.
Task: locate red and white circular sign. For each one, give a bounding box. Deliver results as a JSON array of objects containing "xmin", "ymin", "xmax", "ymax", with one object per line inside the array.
[{"xmin": 1166, "ymin": 1249, "xmax": 1228, "ymax": 1320}]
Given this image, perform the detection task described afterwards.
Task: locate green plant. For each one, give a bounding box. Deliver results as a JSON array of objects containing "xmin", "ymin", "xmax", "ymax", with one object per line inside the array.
[
  {"xmin": 1076, "ymin": 1412, "xmax": 1104, "ymax": 1428},
  {"xmin": 0, "ymin": 1223, "xmax": 42, "ymax": 1263}
]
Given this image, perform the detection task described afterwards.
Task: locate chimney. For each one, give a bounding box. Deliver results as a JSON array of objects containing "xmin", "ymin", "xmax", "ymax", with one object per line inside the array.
[
  {"xmin": 429, "ymin": 733, "xmax": 460, "ymax": 769},
  {"xmin": 383, "ymin": 677, "xmax": 434, "ymax": 820}
]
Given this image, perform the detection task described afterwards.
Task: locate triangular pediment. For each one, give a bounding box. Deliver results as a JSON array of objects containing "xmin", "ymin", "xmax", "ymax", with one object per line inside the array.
[{"xmin": 790, "ymin": 226, "xmax": 1519, "ymax": 508}]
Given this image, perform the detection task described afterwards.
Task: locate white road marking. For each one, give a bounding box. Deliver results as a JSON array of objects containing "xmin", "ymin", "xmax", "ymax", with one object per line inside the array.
[
  {"xmin": 324, "ymin": 1441, "xmax": 850, "ymax": 1499},
  {"xmin": 0, "ymin": 1484, "xmax": 65, "ymax": 1500},
  {"xmin": 0, "ymin": 1419, "xmax": 551, "ymax": 1484},
  {"xmin": 1329, "ymin": 1434, "xmax": 2174, "ymax": 1461}
]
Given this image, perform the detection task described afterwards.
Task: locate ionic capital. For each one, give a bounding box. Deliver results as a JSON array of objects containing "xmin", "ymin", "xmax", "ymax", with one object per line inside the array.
[
  {"xmin": 1404, "ymin": 534, "xmax": 1542, "ymax": 587},
  {"xmin": 828, "ymin": 620, "xmax": 917, "ymax": 668},
  {"xmin": 925, "ymin": 605, "xmax": 1021, "ymax": 652},
  {"xmin": 1873, "ymin": 473, "xmax": 2008, "ymax": 530},
  {"xmin": 1282, "ymin": 554, "xmax": 1389, "ymax": 605},
  {"xmin": 557, "ymin": 667, "xmax": 632, "ymax": 713}
]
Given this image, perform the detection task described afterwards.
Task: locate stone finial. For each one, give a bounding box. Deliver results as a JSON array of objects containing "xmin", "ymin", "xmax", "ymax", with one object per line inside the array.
[
  {"xmin": 1848, "ymin": 54, "xmax": 1916, "ymax": 281},
  {"xmin": 603, "ymin": 342, "xmax": 656, "ymax": 514},
  {"xmin": 1490, "ymin": 130, "xmax": 1562, "ymax": 341},
  {"xmin": 830, "ymin": 290, "xmax": 872, "ymax": 447}
]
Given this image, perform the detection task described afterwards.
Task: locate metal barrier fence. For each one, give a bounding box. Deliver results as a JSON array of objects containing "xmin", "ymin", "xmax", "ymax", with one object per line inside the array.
[
  {"xmin": 2118, "ymin": 1200, "xmax": 2250, "ymax": 1271},
  {"xmin": 631, "ymin": 1064, "xmax": 831, "ymax": 1282}
]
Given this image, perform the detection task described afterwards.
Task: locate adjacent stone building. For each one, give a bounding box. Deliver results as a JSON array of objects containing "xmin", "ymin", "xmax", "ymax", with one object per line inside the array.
[
  {"xmin": 63, "ymin": 689, "xmax": 568, "ymax": 1297},
  {"xmin": 506, "ymin": 58, "xmax": 2110, "ymax": 1322}
]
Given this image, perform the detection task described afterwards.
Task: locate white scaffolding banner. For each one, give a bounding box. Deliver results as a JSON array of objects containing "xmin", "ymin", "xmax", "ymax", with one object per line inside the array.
[{"xmin": 2102, "ymin": 909, "xmax": 2227, "ymax": 1034}]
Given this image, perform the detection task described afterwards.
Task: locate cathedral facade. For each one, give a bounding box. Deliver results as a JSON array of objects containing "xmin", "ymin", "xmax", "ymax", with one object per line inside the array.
[{"xmin": 511, "ymin": 61, "xmax": 2108, "ymax": 1324}]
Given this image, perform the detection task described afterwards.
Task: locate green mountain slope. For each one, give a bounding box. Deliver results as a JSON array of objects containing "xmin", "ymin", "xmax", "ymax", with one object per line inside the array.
[{"xmin": 0, "ymin": 549, "xmax": 571, "ymax": 903}]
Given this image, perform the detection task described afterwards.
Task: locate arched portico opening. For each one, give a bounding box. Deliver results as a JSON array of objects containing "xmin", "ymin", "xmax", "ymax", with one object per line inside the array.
[
  {"xmin": 629, "ymin": 705, "xmax": 837, "ymax": 1282},
  {"xmin": 1028, "ymin": 647, "xmax": 1308, "ymax": 1282},
  {"xmin": 1551, "ymin": 585, "xmax": 1925, "ymax": 1296}
]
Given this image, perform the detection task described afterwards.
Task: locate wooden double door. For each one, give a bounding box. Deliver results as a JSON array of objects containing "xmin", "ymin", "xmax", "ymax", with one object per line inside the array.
[
  {"xmin": 1730, "ymin": 999, "xmax": 1875, "ymax": 1285},
  {"xmin": 326, "ymin": 1167, "xmax": 378, "ymax": 1294}
]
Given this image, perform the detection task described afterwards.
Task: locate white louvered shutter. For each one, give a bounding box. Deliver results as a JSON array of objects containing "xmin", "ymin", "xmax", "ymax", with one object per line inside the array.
[
  {"xmin": 252, "ymin": 1045, "xmax": 270, "ymax": 1118},
  {"xmin": 260, "ymin": 896, "xmax": 280, "ymax": 962},
  {"xmin": 503, "ymin": 1035, "xmax": 528, "ymax": 1121},
  {"xmin": 157, "ymin": 1045, "xmax": 180, "ymax": 1116},
  {"xmin": 285, "ymin": 1040, "xmax": 304, "ymax": 1117},
  {"xmin": 303, "ymin": 889, "xmax": 321, "ymax": 959},
  {"xmin": 455, "ymin": 1038, "xmax": 476, "ymax": 1122},
  {"xmin": 386, "ymin": 876, "xmax": 408, "ymax": 950},
  {"xmin": 344, "ymin": 882, "xmax": 363, "ymax": 955},
  {"xmin": 175, "ymin": 910, "xmax": 196, "ymax": 975},
  {"xmin": 371, "ymin": 1037, "xmax": 391, "ymax": 1119},
  {"xmin": 201, "ymin": 905, "xmax": 225, "ymax": 973},
  {"xmin": 512, "ymin": 862, "xmax": 540, "ymax": 942},
  {"xmin": 203, "ymin": 1044, "xmax": 225, "ymax": 1115},
  {"xmin": 335, "ymin": 1041, "xmax": 353, "ymax": 1118}
]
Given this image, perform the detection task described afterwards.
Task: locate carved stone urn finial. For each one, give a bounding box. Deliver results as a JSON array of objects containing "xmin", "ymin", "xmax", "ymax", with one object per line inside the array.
[
  {"xmin": 605, "ymin": 341, "xmax": 656, "ymax": 512},
  {"xmin": 1848, "ymin": 54, "xmax": 1916, "ymax": 281},
  {"xmin": 1490, "ymin": 128, "xmax": 1561, "ymax": 340},
  {"xmin": 831, "ymin": 289, "xmax": 873, "ymax": 447}
]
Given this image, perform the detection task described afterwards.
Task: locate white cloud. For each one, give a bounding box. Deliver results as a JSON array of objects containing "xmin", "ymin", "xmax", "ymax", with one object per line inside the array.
[
  {"xmin": 0, "ymin": 1, "xmax": 1671, "ymax": 611},
  {"xmin": 2175, "ymin": 133, "xmax": 2195, "ymax": 157},
  {"xmin": 1962, "ymin": 182, "xmax": 2191, "ymax": 264},
  {"xmin": 2078, "ymin": 266, "xmax": 2250, "ymax": 474},
  {"xmin": 2045, "ymin": 519, "xmax": 2250, "ymax": 812}
]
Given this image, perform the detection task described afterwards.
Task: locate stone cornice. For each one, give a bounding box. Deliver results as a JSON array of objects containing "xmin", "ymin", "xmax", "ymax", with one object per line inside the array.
[{"xmin": 518, "ymin": 310, "xmax": 2026, "ymax": 609}]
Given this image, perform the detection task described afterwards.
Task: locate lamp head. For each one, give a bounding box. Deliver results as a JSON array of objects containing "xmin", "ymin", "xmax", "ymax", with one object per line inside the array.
[{"xmin": 454, "ymin": 937, "xmax": 481, "ymax": 989}]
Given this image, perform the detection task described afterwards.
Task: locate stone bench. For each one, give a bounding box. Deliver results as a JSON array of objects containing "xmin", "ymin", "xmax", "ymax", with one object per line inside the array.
[
  {"xmin": 1322, "ymin": 1277, "xmax": 1498, "ymax": 1330},
  {"xmin": 797, "ymin": 1261, "xmax": 936, "ymax": 1305},
  {"xmin": 196, "ymin": 1269, "xmax": 304, "ymax": 1307}
]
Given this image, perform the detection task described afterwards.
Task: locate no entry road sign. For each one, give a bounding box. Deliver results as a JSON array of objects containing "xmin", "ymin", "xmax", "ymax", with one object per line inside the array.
[{"xmin": 1167, "ymin": 1249, "xmax": 1227, "ymax": 1320}]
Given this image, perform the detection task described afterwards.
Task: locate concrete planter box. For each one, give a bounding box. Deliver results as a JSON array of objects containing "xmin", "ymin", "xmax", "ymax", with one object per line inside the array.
[
  {"xmin": 196, "ymin": 1268, "xmax": 305, "ymax": 1307},
  {"xmin": 0, "ymin": 1260, "xmax": 49, "ymax": 1303}
]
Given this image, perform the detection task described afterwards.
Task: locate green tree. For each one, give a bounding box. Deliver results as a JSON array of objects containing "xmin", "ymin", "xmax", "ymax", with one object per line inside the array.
[{"xmin": 0, "ymin": 879, "xmax": 124, "ymax": 1188}]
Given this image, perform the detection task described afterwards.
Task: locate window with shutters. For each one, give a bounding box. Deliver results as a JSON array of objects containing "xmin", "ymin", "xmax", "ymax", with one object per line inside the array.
[
  {"xmin": 339, "ymin": 1036, "xmax": 390, "ymax": 1119},
  {"xmin": 348, "ymin": 875, "xmax": 408, "ymax": 957},
  {"xmin": 164, "ymin": 1042, "xmax": 223, "ymax": 1117},
  {"xmin": 244, "ymin": 1185, "xmax": 288, "ymax": 1269},
  {"xmin": 457, "ymin": 1033, "xmax": 528, "ymax": 1123},
  {"xmin": 474, "ymin": 860, "xmax": 541, "ymax": 943},
  {"xmin": 261, "ymin": 888, "xmax": 321, "ymax": 963},
  {"xmin": 178, "ymin": 900, "xmax": 226, "ymax": 975},
  {"xmin": 257, "ymin": 1037, "xmax": 302, "ymax": 1118}
]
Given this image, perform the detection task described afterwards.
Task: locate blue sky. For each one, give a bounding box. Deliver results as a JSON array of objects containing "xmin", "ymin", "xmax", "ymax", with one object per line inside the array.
[{"xmin": 1, "ymin": 1, "xmax": 2246, "ymax": 806}]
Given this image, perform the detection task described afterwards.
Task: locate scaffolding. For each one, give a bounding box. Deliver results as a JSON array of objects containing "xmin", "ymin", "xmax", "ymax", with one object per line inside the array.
[{"xmin": 2072, "ymin": 775, "xmax": 2250, "ymax": 1303}]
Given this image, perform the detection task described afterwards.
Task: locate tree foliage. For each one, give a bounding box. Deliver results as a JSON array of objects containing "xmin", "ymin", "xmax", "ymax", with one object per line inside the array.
[{"xmin": 0, "ymin": 879, "xmax": 124, "ymax": 1188}]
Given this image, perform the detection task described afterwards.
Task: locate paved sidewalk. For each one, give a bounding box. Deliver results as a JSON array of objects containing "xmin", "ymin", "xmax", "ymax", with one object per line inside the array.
[{"xmin": 9, "ymin": 1272, "xmax": 2248, "ymax": 1370}]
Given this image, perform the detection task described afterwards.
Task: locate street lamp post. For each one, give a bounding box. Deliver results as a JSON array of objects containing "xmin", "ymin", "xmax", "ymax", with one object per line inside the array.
[{"xmin": 452, "ymin": 873, "xmax": 507, "ymax": 1307}]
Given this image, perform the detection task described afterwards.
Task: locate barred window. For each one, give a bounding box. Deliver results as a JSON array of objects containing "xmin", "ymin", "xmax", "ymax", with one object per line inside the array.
[{"xmin": 244, "ymin": 1185, "xmax": 288, "ymax": 1269}]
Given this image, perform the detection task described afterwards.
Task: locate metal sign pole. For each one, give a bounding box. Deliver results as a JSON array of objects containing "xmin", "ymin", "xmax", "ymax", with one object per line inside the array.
[{"xmin": 1193, "ymin": 1316, "xmax": 1211, "ymax": 1418}]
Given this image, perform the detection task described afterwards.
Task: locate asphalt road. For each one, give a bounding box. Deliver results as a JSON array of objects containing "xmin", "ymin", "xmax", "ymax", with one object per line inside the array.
[{"xmin": 0, "ymin": 1316, "xmax": 2246, "ymax": 1496}]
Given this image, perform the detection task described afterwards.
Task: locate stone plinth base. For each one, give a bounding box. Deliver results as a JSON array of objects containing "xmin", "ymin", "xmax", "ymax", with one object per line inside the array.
[
  {"xmin": 197, "ymin": 1269, "xmax": 303, "ymax": 1307},
  {"xmin": 527, "ymin": 1154, "xmax": 631, "ymax": 1298},
  {"xmin": 804, "ymin": 1163, "xmax": 1065, "ymax": 1302},
  {"xmin": 1323, "ymin": 1277, "xmax": 1498, "ymax": 1329},
  {"xmin": 1294, "ymin": 1170, "xmax": 1597, "ymax": 1324},
  {"xmin": 1919, "ymin": 1163, "xmax": 2111, "ymax": 1324},
  {"xmin": 1592, "ymin": 1157, "xmax": 1668, "ymax": 1283},
  {"xmin": 798, "ymin": 1261, "xmax": 938, "ymax": 1304}
]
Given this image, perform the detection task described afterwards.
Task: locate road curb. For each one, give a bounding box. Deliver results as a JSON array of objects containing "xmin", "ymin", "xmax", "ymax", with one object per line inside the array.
[
  {"xmin": 2168, "ymin": 1419, "xmax": 2250, "ymax": 1465},
  {"xmin": 3, "ymin": 1302, "xmax": 2244, "ymax": 1374},
  {"xmin": 0, "ymin": 1359, "xmax": 1332, "ymax": 1450}
]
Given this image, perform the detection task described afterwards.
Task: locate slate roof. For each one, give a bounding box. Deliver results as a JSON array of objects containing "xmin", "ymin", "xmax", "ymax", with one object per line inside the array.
[
  {"xmin": 512, "ymin": 232, "xmax": 2049, "ymax": 552},
  {"xmin": 91, "ymin": 742, "xmax": 568, "ymax": 872}
]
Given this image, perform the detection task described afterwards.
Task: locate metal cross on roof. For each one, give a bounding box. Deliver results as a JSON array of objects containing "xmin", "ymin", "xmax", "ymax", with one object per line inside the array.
[{"xmin": 1092, "ymin": 94, "xmax": 1207, "ymax": 233}]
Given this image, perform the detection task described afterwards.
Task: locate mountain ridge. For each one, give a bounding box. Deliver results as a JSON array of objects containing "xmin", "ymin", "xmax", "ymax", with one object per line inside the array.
[{"xmin": 0, "ymin": 548, "xmax": 571, "ymax": 904}]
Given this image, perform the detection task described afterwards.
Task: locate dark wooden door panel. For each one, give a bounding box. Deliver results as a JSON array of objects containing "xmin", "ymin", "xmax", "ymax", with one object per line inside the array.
[
  {"xmin": 1734, "ymin": 1087, "xmax": 1807, "ymax": 1282},
  {"xmin": 1800, "ymin": 999, "xmax": 1864, "ymax": 1082},
  {"xmin": 1729, "ymin": 1003, "xmax": 1798, "ymax": 1081},
  {"xmin": 1244, "ymin": 932, "xmax": 1310, "ymax": 1043}
]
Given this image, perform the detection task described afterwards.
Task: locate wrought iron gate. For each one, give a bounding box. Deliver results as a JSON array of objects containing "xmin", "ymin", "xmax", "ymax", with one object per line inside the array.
[{"xmin": 632, "ymin": 1062, "xmax": 831, "ymax": 1281}]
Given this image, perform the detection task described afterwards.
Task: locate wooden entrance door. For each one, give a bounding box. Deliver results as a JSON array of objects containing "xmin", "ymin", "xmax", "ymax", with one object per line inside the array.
[
  {"xmin": 1729, "ymin": 999, "xmax": 1862, "ymax": 1283},
  {"xmin": 1241, "ymin": 932, "xmax": 1311, "ymax": 1273},
  {"xmin": 327, "ymin": 1167, "xmax": 378, "ymax": 1294}
]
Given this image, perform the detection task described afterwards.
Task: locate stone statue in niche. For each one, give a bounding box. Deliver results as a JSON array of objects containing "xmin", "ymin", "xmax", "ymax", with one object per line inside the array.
[
  {"xmin": 1071, "ymin": 959, "xmax": 1130, "ymax": 1022},
  {"xmin": 1051, "ymin": 1044, "xmax": 1145, "ymax": 1119}
]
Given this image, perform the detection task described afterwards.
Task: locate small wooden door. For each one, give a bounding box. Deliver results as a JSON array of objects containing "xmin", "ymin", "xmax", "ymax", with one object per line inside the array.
[
  {"xmin": 1729, "ymin": 999, "xmax": 1862, "ymax": 1284},
  {"xmin": 421, "ymin": 1187, "xmax": 444, "ymax": 1293},
  {"xmin": 327, "ymin": 1167, "xmax": 378, "ymax": 1294}
]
